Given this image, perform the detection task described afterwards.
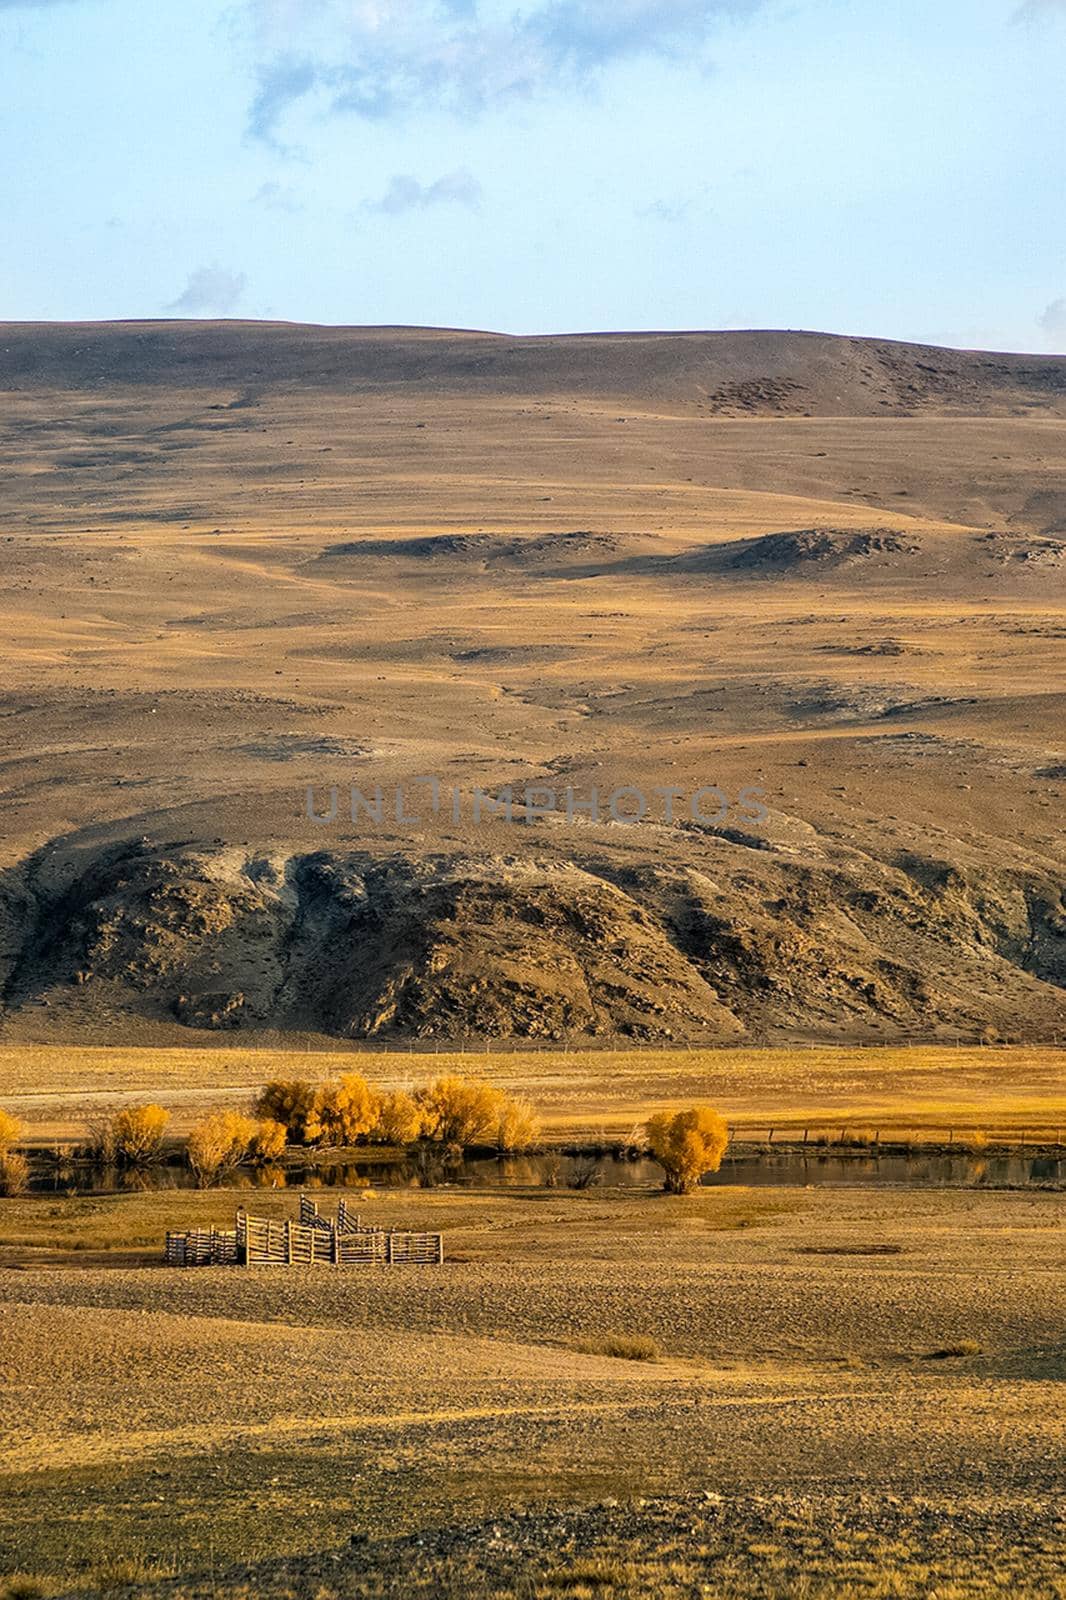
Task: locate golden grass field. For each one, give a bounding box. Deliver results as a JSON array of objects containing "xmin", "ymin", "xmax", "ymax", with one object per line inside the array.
[
  {"xmin": 2, "ymin": 1043, "xmax": 1064, "ymax": 1145},
  {"xmin": 0, "ymin": 1182, "xmax": 1063, "ymax": 1597}
]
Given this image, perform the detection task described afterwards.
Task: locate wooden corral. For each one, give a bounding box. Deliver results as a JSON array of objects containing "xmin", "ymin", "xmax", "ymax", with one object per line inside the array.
[{"xmin": 165, "ymin": 1195, "xmax": 444, "ymax": 1267}]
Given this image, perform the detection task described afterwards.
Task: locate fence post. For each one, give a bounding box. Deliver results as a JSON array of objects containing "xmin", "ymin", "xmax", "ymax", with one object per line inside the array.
[
  {"xmin": 286, "ymin": 1219, "xmax": 293, "ymax": 1265},
  {"xmin": 386, "ymin": 1232, "xmax": 393, "ymax": 1266}
]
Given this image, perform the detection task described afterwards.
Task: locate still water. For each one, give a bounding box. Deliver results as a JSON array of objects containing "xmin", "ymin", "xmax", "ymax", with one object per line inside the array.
[{"xmin": 27, "ymin": 1148, "xmax": 1064, "ymax": 1195}]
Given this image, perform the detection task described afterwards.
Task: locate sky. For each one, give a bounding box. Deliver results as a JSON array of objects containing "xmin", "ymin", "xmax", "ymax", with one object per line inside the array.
[{"xmin": 1, "ymin": 0, "xmax": 1065, "ymax": 349}]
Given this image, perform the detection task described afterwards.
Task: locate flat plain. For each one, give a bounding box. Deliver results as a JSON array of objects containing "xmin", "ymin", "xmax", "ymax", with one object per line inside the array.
[
  {"xmin": 2, "ymin": 1042, "xmax": 1065, "ymax": 1144},
  {"xmin": 1, "ymin": 1183, "xmax": 1063, "ymax": 1596}
]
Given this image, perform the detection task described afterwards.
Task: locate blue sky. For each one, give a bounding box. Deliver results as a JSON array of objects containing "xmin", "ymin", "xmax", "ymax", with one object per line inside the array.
[{"xmin": 1, "ymin": 0, "xmax": 1064, "ymax": 348}]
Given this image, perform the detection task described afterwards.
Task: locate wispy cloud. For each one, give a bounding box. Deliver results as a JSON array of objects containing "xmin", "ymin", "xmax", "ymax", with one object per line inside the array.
[
  {"xmin": 167, "ymin": 265, "xmax": 248, "ymax": 316},
  {"xmin": 639, "ymin": 196, "xmax": 694, "ymax": 223},
  {"xmin": 366, "ymin": 169, "xmax": 483, "ymax": 215},
  {"xmin": 1039, "ymin": 297, "xmax": 1066, "ymax": 339},
  {"xmin": 249, "ymin": 56, "xmax": 320, "ymax": 145},
  {"xmin": 252, "ymin": 180, "xmax": 303, "ymax": 212},
  {"xmin": 247, "ymin": 0, "xmax": 764, "ymax": 139}
]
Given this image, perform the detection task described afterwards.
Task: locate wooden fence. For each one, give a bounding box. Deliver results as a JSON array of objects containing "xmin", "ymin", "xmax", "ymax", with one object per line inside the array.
[
  {"xmin": 165, "ymin": 1197, "xmax": 444, "ymax": 1269},
  {"xmin": 164, "ymin": 1228, "xmax": 239, "ymax": 1267}
]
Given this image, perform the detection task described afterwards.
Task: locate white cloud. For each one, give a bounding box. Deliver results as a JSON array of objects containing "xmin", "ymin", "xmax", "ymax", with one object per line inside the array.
[
  {"xmin": 167, "ymin": 265, "xmax": 248, "ymax": 316},
  {"xmin": 247, "ymin": 0, "xmax": 765, "ymax": 138},
  {"xmin": 367, "ymin": 169, "xmax": 483, "ymax": 214}
]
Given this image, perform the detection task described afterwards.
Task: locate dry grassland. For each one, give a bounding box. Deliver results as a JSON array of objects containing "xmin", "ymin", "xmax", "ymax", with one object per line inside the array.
[
  {"xmin": 0, "ymin": 1183, "xmax": 1062, "ymax": 1595},
  {"xmin": 2, "ymin": 1043, "xmax": 1063, "ymax": 1144}
]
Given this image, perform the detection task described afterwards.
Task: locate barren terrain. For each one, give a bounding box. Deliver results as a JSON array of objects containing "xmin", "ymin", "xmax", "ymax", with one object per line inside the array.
[
  {"xmin": 1, "ymin": 323, "xmax": 1064, "ymax": 1048},
  {"xmin": 0, "ymin": 1183, "xmax": 1060, "ymax": 1596}
]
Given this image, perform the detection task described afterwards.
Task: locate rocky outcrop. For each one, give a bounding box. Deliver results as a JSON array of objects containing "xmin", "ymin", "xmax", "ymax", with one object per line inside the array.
[{"xmin": 0, "ymin": 839, "xmax": 1062, "ymax": 1044}]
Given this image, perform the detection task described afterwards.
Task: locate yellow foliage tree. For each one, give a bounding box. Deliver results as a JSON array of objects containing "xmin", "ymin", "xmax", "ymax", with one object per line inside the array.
[
  {"xmin": 373, "ymin": 1090, "xmax": 425, "ymax": 1146},
  {"xmin": 645, "ymin": 1106, "xmax": 729, "ymax": 1194},
  {"xmin": 316, "ymin": 1074, "xmax": 381, "ymax": 1148},
  {"xmin": 0, "ymin": 1152, "xmax": 29, "ymax": 1196},
  {"xmin": 249, "ymin": 1118, "xmax": 287, "ymax": 1164},
  {"xmin": 416, "ymin": 1076, "xmax": 504, "ymax": 1147},
  {"xmin": 496, "ymin": 1096, "xmax": 540, "ymax": 1152},
  {"xmin": 187, "ymin": 1111, "xmax": 258, "ymax": 1184},
  {"xmin": 0, "ymin": 1108, "xmax": 23, "ymax": 1155},
  {"xmin": 111, "ymin": 1104, "xmax": 170, "ymax": 1165},
  {"xmin": 254, "ymin": 1080, "xmax": 322, "ymax": 1145},
  {"xmin": 416, "ymin": 1076, "xmax": 540, "ymax": 1151}
]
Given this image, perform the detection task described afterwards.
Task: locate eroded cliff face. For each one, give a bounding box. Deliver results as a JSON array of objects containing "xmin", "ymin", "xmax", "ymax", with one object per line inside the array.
[{"xmin": 1, "ymin": 837, "xmax": 1062, "ymax": 1045}]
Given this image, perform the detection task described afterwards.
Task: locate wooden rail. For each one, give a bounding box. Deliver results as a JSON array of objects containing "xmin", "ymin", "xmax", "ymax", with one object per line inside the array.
[{"xmin": 166, "ymin": 1199, "xmax": 443, "ymax": 1268}]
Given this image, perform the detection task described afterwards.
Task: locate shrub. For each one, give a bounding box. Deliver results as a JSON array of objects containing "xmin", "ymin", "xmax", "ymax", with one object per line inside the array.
[
  {"xmin": 567, "ymin": 1154, "xmax": 601, "ymax": 1190},
  {"xmin": 416, "ymin": 1076, "xmax": 504, "ymax": 1147},
  {"xmin": 187, "ymin": 1111, "xmax": 259, "ymax": 1185},
  {"xmin": 254, "ymin": 1079, "xmax": 322, "ymax": 1145},
  {"xmin": 84, "ymin": 1115, "xmax": 116, "ymax": 1164},
  {"xmin": 110, "ymin": 1104, "xmax": 169, "ymax": 1166},
  {"xmin": 0, "ymin": 1153, "xmax": 30, "ymax": 1197},
  {"xmin": 924, "ymin": 1339, "xmax": 982, "ymax": 1360},
  {"xmin": 416, "ymin": 1076, "xmax": 539, "ymax": 1151},
  {"xmin": 249, "ymin": 1118, "xmax": 287, "ymax": 1164},
  {"xmin": 373, "ymin": 1089, "xmax": 425, "ymax": 1146},
  {"xmin": 316, "ymin": 1073, "xmax": 381, "ymax": 1147},
  {"xmin": 496, "ymin": 1096, "xmax": 540, "ymax": 1152},
  {"xmin": 577, "ymin": 1333, "xmax": 661, "ymax": 1362},
  {"xmin": 0, "ymin": 1108, "xmax": 22, "ymax": 1155},
  {"xmin": 646, "ymin": 1106, "xmax": 729, "ymax": 1194}
]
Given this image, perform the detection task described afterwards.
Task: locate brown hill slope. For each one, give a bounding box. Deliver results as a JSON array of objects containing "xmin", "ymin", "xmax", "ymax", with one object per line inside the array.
[
  {"xmin": 0, "ymin": 322, "xmax": 1063, "ymax": 1045},
  {"xmin": 2, "ymin": 321, "xmax": 1066, "ymax": 415}
]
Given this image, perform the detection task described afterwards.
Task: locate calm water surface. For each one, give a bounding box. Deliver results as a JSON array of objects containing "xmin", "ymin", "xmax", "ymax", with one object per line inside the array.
[{"xmin": 27, "ymin": 1149, "xmax": 1064, "ymax": 1194}]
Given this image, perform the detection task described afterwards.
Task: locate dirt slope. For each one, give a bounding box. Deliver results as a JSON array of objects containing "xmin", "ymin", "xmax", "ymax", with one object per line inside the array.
[{"xmin": 0, "ymin": 322, "xmax": 1063, "ymax": 1045}]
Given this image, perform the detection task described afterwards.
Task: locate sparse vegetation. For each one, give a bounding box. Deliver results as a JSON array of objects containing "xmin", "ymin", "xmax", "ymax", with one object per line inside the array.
[
  {"xmin": 0, "ymin": 1108, "xmax": 22, "ymax": 1155},
  {"xmin": 104, "ymin": 1105, "xmax": 170, "ymax": 1167},
  {"xmin": 645, "ymin": 1105, "xmax": 729, "ymax": 1194},
  {"xmin": 577, "ymin": 1333, "xmax": 661, "ymax": 1362},
  {"xmin": 0, "ymin": 1153, "xmax": 29, "ymax": 1197},
  {"xmin": 924, "ymin": 1339, "xmax": 983, "ymax": 1359}
]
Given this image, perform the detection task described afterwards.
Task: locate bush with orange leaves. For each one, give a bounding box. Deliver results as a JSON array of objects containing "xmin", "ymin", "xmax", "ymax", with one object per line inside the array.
[
  {"xmin": 373, "ymin": 1089, "xmax": 426, "ymax": 1147},
  {"xmin": 110, "ymin": 1104, "xmax": 170, "ymax": 1166},
  {"xmin": 315, "ymin": 1074, "xmax": 381, "ymax": 1148},
  {"xmin": 254, "ymin": 1080, "xmax": 322, "ymax": 1145},
  {"xmin": 187, "ymin": 1111, "xmax": 286, "ymax": 1184},
  {"xmin": 0, "ymin": 1107, "xmax": 27, "ymax": 1196},
  {"xmin": 0, "ymin": 1108, "xmax": 22, "ymax": 1155},
  {"xmin": 645, "ymin": 1106, "xmax": 729, "ymax": 1194},
  {"xmin": 416, "ymin": 1076, "xmax": 540, "ymax": 1152}
]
